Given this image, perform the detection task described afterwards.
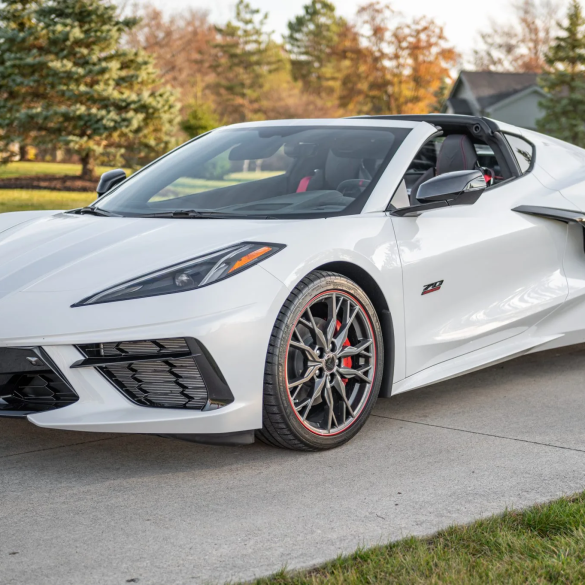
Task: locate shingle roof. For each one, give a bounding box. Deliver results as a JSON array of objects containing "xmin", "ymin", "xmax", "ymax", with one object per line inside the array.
[
  {"xmin": 461, "ymin": 71, "xmax": 539, "ymax": 109},
  {"xmin": 446, "ymin": 97, "xmax": 474, "ymax": 115}
]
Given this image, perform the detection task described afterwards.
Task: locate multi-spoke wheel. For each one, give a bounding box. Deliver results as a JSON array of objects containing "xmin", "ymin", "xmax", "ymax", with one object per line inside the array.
[{"xmin": 258, "ymin": 271, "xmax": 385, "ymax": 451}]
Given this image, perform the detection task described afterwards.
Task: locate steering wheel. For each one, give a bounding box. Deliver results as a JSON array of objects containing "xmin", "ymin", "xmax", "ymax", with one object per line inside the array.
[{"xmin": 336, "ymin": 179, "xmax": 371, "ymax": 198}]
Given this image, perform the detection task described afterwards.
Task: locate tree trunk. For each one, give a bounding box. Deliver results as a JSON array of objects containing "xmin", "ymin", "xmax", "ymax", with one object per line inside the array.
[
  {"xmin": 19, "ymin": 143, "xmax": 27, "ymax": 161},
  {"xmin": 80, "ymin": 152, "xmax": 96, "ymax": 181}
]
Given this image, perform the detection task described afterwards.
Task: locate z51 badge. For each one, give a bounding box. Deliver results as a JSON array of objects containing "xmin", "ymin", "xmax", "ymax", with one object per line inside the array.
[{"xmin": 422, "ymin": 281, "xmax": 444, "ymax": 295}]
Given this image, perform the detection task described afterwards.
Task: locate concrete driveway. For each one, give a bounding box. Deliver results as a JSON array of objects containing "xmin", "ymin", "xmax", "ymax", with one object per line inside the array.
[{"xmin": 3, "ymin": 345, "xmax": 585, "ymax": 585}]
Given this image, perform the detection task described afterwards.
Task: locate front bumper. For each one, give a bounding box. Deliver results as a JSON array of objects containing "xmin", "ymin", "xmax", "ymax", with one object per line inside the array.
[{"xmin": 0, "ymin": 266, "xmax": 288, "ymax": 435}]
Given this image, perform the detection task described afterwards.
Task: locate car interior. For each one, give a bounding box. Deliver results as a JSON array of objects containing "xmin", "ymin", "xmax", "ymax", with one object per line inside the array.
[
  {"xmin": 100, "ymin": 117, "xmax": 523, "ymax": 218},
  {"xmin": 120, "ymin": 127, "xmax": 413, "ymax": 217},
  {"xmin": 387, "ymin": 116, "xmax": 520, "ymax": 211}
]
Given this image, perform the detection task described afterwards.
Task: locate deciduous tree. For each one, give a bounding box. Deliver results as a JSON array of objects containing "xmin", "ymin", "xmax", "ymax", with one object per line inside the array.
[
  {"xmin": 340, "ymin": 2, "xmax": 457, "ymax": 115},
  {"xmin": 474, "ymin": 0, "xmax": 562, "ymax": 72},
  {"xmin": 125, "ymin": 4, "xmax": 217, "ymax": 107}
]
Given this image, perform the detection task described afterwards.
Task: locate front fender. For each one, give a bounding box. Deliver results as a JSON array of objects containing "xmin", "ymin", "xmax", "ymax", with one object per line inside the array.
[{"xmin": 259, "ymin": 214, "xmax": 406, "ymax": 382}]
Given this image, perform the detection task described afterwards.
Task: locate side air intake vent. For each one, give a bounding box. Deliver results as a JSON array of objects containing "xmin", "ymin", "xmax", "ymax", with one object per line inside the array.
[
  {"xmin": 81, "ymin": 338, "xmax": 190, "ymax": 358},
  {"xmin": 101, "ymin": 358, "xmax": 207, "ymax": 409},
  {"xmin": 0, "ymin": 372, "xmax": 78, "ymax": 412},
  {"xmin": 75, "ymin": 338, "xmax": 233, "ymax": 411},
  {"xmin": 0, "ymin": 348, "xmax": 78, "ymax": 414}
]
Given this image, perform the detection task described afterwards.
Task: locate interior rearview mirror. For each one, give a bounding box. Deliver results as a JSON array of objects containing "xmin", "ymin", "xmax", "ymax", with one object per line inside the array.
[
  {"xmin": 416, "ymin": 170, "xmax": 487, "ymax": 205},
  {"xmin": 97, "ymin": 169, "xmax": 126, "ymax": 197}
]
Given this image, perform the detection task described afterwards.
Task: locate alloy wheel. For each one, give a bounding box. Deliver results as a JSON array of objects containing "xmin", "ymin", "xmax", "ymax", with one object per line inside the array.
[{"xmin": 285, "ymin": 290, "xmax": 376, "ymax": 436}]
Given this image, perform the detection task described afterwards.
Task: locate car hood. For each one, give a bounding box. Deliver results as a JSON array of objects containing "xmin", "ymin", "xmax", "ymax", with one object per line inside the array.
[{"xmin": 0, "ymin": 212, "xmax": 299, "ymax": 295}]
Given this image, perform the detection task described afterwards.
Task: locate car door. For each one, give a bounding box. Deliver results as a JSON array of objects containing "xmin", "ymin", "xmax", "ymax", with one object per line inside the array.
[{"xmin": 391, "ymin": 140, "xmax": 571, "ymax": 378}]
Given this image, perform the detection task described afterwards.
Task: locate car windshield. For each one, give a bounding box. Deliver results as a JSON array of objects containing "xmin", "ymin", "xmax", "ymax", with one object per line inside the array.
[{"xmin": 95, "ymin": 125, "xmax": 411, "ymax": 219}]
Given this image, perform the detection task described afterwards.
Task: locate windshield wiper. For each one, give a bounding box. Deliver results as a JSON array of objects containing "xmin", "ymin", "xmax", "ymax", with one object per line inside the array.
[
  {"xmin": 140, "ymin": 210, "xmax": 276, "ymax": 219},
  {"xmin": 71, "ymin": 207, "xmax": 117, "ymax": 217}
]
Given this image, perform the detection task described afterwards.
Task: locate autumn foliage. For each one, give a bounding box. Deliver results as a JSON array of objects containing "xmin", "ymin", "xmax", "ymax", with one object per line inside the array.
[
  {"xmin": 0, "ymin": 0, "xmax": 457, "ymax": 175},
  {"xmin": 128, "ymin": 0, "xmax": 458, "ymax": 132}
]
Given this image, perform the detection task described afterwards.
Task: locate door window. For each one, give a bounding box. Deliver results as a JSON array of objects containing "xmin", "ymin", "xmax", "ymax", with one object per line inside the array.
[
  {"xmin": 504, "ymin": 134, "xmax": 534, "ymax": 174},
  {"xmin": 390, "ymin": 134, "xmax": 504, "ymax": 210}
]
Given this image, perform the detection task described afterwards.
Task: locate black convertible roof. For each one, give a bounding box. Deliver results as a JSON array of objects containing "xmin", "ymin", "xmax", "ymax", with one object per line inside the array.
[{"xmin": 351, "ymin": 114, "xmax": 501, "ymax": 138}]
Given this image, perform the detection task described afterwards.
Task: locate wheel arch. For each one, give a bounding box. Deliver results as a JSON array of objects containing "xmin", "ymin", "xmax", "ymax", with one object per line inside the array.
[{"xmin": 315, "ymin": 261, "xmax": 394, "ymax": 398}]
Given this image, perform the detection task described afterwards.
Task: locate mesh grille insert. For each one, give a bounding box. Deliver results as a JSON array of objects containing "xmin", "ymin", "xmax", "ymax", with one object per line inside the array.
[
  {"xmin": 77, "ymin": 338, "xmax": 209, "ymax": 410},
  {"xmin": 0, "ymin": 372, "xmax": 78, "ymax": 412}
]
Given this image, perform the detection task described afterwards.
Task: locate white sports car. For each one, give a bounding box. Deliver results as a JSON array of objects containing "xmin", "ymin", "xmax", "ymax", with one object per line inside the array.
[{"xmin": 2, "ymin": 115, "xmax": 585, "ymax": 450}]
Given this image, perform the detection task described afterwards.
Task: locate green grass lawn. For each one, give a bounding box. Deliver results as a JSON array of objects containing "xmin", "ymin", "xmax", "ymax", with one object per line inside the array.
[
  {"xmin": 0, "ymin": 162, "xmax": 279, "ymax": 182},
  {"xmin": 0, "ymin": 162, "xmax": 284, "ymax": 211},
  {"xmin": 252, "ymin": 493, "xmax": 585, "ymax": 584},
  {"xmin": 0, "ymin": 161, "xmax": 128, "ymax": 179},
  {"xmin": 0, "ymin": 189, "xmax": 95, "ymax": 213}
]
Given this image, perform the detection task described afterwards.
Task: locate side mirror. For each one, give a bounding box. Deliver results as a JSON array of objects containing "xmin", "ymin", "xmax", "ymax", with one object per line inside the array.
[
  {"xmin": 96, "ymin": 169, "xmax": 126, "ymax": 197},
  {"xmin": 416, "ymin": 170, "xmax": 487, "ymax": 204}
]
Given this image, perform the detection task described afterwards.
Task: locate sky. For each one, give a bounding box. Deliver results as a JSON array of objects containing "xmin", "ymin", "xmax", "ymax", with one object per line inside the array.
[{"xmin": 143, "ymin": 0, "xmax": 516, "ymax": 62}]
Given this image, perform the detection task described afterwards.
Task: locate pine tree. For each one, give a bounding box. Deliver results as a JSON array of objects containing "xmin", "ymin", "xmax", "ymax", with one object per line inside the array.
[
  {"xmin": 0, "ymin": 0, "xmax": 180, "ymax": 179},
  {"xmin": 211, "ymin": 0, "xmax": 280, "ymax": 124},
  {"xmin": 538, "ymin": 0, "xmax": 585, "ymax": 146},
  {"xmin": 181, "ymin": 102, "xmax": 221, "ymax": 138},
  {"xmin": 286, "ymin": 0, "xmax": 347, "ymax": 100},
  {"xmin": 0, "ymin": 0, "xmax": 40, "ymax": 160}
]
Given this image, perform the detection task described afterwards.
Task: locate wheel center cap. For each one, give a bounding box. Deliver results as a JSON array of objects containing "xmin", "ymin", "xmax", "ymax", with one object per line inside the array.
[{"xmin": 324, "ymin": 354, "xmax": 337, "ymax": 373}]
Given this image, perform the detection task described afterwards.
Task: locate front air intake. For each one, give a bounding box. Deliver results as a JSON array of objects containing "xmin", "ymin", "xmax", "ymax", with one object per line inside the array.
[
  {"xmin": 100, "ymin": 356, "xmax": 207, "ymax": 409},
  {"xmin": 74, "ymin": 338, "xmax": 233, "ymax": 411},
  {"xmin": 80, "ymin": 338, "xmax": 191, "ymax": 358},
  {"xmin": 0, "ymin": 348, "xmax": 78, "ymax": 414}
]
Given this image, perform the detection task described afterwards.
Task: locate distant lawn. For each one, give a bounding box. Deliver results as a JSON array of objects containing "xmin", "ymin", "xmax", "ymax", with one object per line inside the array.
[
  {"xmin": 0, "ymin": 161, "xmax": 129, "ymax": 179},
  {"xmin": 0, "ymin": 162, "xmax": 278, "ymax": 183},
  {"xmin": 253, "ymin": 492, "xmax": 585, "ymax": 584},
  {"xmin": 0, "ymin": 189, "xmax": 95, "ymax": 213}
]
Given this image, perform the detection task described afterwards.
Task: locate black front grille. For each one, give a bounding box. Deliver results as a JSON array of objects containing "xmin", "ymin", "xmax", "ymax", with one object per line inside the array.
[
  {"xmin": 100, "ymin": 357, "xmax": 208, "ymax": 409},
  {"xmin": 0, "ymin": 348, "xmax": 78, "ymax": 413},
  {"xmin": 76, "ymin": 338, "xmax": 210, "ymax": 410},
  {"xmin": 0, "ymin": 372, "xmax": 78, "ymax": 412}
]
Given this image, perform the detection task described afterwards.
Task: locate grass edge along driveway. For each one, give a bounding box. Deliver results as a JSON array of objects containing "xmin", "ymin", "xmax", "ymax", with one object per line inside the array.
[{"xmin": 251, "ymin": 492, "xmax": 585, "ymax": 585}]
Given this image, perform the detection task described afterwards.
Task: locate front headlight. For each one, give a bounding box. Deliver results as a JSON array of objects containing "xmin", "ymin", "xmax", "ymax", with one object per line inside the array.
[{"xmin": 73, "ymin": 242, "xmax": 284, "ymax": 306}]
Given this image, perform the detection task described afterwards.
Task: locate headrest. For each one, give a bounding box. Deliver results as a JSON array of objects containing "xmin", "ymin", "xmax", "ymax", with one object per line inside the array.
[
  {"xmin": 325, "ymin": 152, "xmax": 361, "ymax": 190},
  {"xmin": 436, "ymin": 135, "xmax": 478, "ymax": 176}
]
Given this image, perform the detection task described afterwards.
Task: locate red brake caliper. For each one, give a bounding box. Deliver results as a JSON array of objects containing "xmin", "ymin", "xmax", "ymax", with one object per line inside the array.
[{"xmin": 336, "ymin": 320, "xmax": 352, "ymax": 384}]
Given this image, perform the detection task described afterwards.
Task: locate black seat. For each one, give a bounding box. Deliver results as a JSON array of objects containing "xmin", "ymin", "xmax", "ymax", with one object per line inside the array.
[
  {"xmin": 409, "ymin": 134, "xmax": 479, "ymax": 204},
  {"xmin": 436, "ymin": 134, "xmax": 479, "ymax": 175},
  {"xmin": 301, "ymin": 152, "xmax": 363, "ymax": 193}
]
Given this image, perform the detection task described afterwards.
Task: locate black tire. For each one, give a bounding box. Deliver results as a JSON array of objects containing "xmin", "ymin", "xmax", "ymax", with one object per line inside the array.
[{"xmin": 257, "ymin": 270, "xmax": 385, "ymax": 451}]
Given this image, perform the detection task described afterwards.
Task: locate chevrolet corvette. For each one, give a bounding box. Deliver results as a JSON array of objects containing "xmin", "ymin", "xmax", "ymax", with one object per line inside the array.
[{"xmin": 2, "ymin": 114, "xmax": 585, "ymax": 451}]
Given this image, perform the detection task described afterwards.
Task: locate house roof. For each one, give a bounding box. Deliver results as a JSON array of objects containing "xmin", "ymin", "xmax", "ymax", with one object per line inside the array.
[
  {"xmin": 460, "ymin": 71, "xmax": 540, "ymax": 109},
  {"xmin": 445, "ymin": 97, "xmax": 474, "ymax": 115}
]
